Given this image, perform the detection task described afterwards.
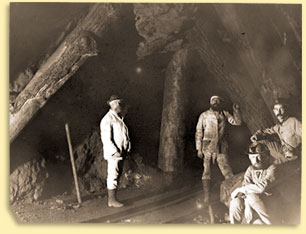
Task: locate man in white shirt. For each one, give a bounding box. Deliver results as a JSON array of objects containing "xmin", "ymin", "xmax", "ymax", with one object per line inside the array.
[
  {"xmin": 100, "ymin": 95, "xmax": 131, "ymax": 207},
  {"xmin": 195, "ymin": 95, "xmax": 241, "ymax": 206},
  {"xmin": 229, "ymin": 142, "xmax": 276, "ymax": 224}
]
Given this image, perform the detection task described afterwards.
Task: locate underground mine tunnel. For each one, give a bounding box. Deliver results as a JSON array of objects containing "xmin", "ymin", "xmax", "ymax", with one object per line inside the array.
[{"xmin": 9, "ymin": 3, "xmax": 301, "ymax": 223}]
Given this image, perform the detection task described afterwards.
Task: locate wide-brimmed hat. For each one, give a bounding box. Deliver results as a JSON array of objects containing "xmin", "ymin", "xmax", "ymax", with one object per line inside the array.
[
  {"xmin": 107, "ymin": 95, "xmax": 122, "ymax": 105},
  {"xmin": 246, "ymin": 142, "xmax": 269, "ymax": 155}
]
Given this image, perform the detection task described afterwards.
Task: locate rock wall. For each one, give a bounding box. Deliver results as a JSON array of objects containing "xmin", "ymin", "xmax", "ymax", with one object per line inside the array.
[
  {"xmin": 73, "ymin": 130, "xmax": 106, "ymax": 193},
  {"xmin": 10, "ymin": 158, "xmax": 48, "ymax": 204},
  {"xmin": 133, "ymin": 3, "xmax": 301, "ymax": 173},
  {"xmin": 187, "ymin": 4, "xmax": 301, "ymax": 132},
  {"xmin": 73, "ymin": 129, "xmax": 164, "ymax": 194},
  {"xmin": 9, "ymin": 3, "xmax": 301, "ymax": 200},
  {"xmin": 134, "ymin": 3, "xmax": 301, "ymax": 134},
  {"xmin": 134, "ymin": 3, "xmax": 197, "ymax": 58}
]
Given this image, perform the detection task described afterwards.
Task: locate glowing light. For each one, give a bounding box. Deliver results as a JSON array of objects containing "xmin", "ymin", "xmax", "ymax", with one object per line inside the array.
[
  {"xmin": 196, "ymin": 199, "xmax": 203, "ymax": 209},
  {"xmin": 196, "ymin": 202, "xmax": 203, "ymax": 209},
  {"xmin": 136, "ymin": 67, "xmax": 142, "ymax": 74}
]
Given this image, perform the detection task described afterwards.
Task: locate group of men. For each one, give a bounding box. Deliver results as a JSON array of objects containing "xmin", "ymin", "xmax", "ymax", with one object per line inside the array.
[
  {"xmin": 99, "ymin": 94, "xmax": 302, "ymax": 224},
  {"xmin": 195, "ymin": 95, "xmax": 301, "ymax": 224}
]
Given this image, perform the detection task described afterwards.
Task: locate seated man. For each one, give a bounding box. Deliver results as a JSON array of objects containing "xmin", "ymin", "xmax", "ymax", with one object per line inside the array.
[{"xmin": 229, "ymin": 142, "xmax": 276, "ymax": 224}]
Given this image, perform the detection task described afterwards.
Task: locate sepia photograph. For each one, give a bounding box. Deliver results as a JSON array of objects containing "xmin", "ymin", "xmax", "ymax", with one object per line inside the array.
[{"xmin": 9, "ymin": 2, "xmax": 301, "ymax": 224}]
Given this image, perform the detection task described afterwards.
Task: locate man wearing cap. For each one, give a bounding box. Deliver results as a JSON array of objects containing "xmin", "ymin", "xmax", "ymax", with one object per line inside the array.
[
  {"xmin": 229, "ymin": 142, "xmax": 276, "ymax": 224},
  {"xmin": 195, "ymin": 95, "xmax": 242, "ymax": 206},
  {"xmin": 100, "ymin": 95, "xmax": 131, "ymax": 207},
  {"xmin": 250, "ymin": 99, "xmax": 301, "ymax": 163}
]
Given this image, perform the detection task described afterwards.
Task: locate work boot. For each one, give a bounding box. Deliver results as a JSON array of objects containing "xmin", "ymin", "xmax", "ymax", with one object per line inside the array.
[
  {"xmin": 202, "ymin": 179, "xmax": 211, "ymax": 207},
  {"xmin": 108, "ymin": 189, "xmax": 124, "ymax": 208}
]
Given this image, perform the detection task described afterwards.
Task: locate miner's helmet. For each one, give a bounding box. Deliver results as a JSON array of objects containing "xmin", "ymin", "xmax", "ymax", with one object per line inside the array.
[
  {"xmin": 107, "ymin": 94, "xmax": 123, "ymax": 106},
  {"xmin": 247, "ymin": 142, "xmax": 269, "ymax": 155}
]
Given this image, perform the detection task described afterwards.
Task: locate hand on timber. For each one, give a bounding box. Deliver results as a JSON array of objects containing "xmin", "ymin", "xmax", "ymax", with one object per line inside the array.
[
  {"xmin": 232, "ymin": 103, "xmax": 240, "ymax": 111},
  {"xmin": 250, "ymin": 135, "xmax": 257, "ymax": 143},
  {"xmin": 250, "ymin": 130, "xmax": 265, "ymax": 142},
  {"xmin": 197, "ymin": 150, "xmax": 204, "ymax": 159}
]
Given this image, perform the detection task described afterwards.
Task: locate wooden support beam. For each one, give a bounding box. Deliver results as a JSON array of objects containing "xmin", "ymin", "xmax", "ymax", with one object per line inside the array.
[
  {"xmin": 10, "ymin": 4, "xmax": 121, "ymax": 143},
  {"xmin": 158, "ymin": 48, "xmax": 189, "ymax": 173}
]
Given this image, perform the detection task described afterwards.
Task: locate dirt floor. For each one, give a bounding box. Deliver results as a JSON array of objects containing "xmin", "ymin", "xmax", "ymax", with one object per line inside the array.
[
  {"xmin": 10, "ymin": 164, "xmax": 230, "ymax": 224},
  {"xmin": 9, "ymin": 156, "xmax": 302, "ymax": 224}
]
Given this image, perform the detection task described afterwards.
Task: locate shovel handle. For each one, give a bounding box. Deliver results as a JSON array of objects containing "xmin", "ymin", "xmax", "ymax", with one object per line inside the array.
[{"xmin": 65, "ymin": 123, "xmax": 82, "ymax": 204}]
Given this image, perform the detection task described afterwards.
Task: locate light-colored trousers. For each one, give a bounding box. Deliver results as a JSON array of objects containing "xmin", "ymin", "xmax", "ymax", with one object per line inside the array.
[
  {"xmin": 106, "ymin": 157, "xmax": 123, "ymax": 190},
  {"xmin": 202, "ymin": 153, "xmax": 233, "ymax": 180},
  {"xmin": 229, "ymin": 194, "xmax": 271, "ymax": 224}
]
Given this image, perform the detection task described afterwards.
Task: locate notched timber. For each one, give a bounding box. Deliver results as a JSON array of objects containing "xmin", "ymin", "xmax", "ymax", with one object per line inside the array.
[{"xmin": 10, "ymin": 3, "xmax": 121, "ymax": 143}]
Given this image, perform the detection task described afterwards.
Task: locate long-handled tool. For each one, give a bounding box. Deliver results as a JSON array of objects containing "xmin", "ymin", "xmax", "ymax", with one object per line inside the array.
[{"xmin": 65, "ymin": 123, "xmax": 82, "ymax": 204}]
